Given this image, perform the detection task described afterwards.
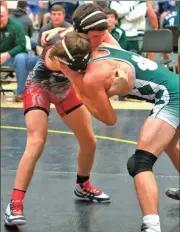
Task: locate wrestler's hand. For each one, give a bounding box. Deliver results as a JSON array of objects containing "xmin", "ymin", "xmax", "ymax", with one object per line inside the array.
[
  {"xmin": 106, "ymin": 64, "xmax": 128, "ymax": 97},
  {"xmin": 114, "ymin": 64, "xmax": 128, "ymax": 85},
  {"xmin": 41, "ymin": 28, "xmax": 64, "ymax": 46}
]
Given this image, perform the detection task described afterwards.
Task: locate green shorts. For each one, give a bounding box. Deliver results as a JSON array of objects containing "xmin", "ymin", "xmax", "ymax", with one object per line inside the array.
[{"xmin": 150, "ymin": 76, "xmax": 180, "ymax": 129}]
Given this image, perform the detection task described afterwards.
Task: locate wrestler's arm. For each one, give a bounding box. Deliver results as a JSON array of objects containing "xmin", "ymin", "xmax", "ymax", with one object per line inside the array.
[
  {"xmin": 82, "ymin": 77, "xmax": 117, "ymax": 125},
  {"xmin": 43, "ymin": 49, "xmax": 114, "ymax": 125},
  {"xmin": 41, "ymin": 26, "xmax": 74, "ymax": 46},
  {"xmin": 59, "ymin": 64, "xmax": 117, "ymax": 125},
  {"xmin": 41, "ymin": 28, "xmax": 119, "ymax": 47}
]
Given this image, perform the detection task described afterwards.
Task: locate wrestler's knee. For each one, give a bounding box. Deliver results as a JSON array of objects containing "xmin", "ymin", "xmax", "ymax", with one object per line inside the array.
[
  {"xmin": 87, "ymin": 136, "xmax": 97, "ymax": 153},
  {"xmin": 127, "ymin": 149, "xmax": 157, "ymax": 178},
  {"xmin": 80, "ymin": 136, "xmax": 97, "ymax": 154},
  {"xmin": 26, "ymin": 135, "xmax": 46, "ymax": 159}
]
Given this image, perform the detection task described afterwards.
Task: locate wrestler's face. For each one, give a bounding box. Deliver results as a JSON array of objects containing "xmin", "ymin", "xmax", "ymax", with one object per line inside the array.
[{"xmin": 87, "ymin": 31, "xmax": 106, "ymax": 50}]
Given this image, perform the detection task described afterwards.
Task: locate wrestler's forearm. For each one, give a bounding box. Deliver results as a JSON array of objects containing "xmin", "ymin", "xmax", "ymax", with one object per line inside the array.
[
  {"xmin": 79, "ymin": 95, "xmax": 117, "ymax": 126},
  {"xmin": 85, "ymin": 103, "xmax": 117, "ymax": 126},
  {"xmin": 106, "ymin": 85, "xmax": 124, "ymax": 97}
]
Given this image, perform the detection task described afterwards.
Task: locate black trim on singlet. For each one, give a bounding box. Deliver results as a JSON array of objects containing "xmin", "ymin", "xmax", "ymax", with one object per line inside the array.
[
  {"xmin": 65, "ymin": 104, "xmax": 83, "ymax": 115},
  {"xmin": 24, "ymin": 107, "xmax": 49, "ymax": 116}
]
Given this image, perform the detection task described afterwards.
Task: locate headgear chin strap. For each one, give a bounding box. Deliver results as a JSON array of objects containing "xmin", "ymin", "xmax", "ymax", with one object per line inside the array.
[{"xmin": 59, "ymin": 39, "xmax": 91, "ymax": 72}]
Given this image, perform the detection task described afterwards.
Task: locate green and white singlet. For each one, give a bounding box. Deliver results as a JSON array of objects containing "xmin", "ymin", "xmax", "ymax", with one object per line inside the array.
[{"xmin": 90, "ymin": 46, "xmax": 180, "ymax": 129}]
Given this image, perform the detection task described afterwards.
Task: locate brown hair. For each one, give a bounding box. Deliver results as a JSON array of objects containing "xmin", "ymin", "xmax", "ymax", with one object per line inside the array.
[
  {"xmin": 72, "ymin": 3, "xmax": 108, "ymax": 33},
  {"xmin": 49, "ymin": 31, "xmax": 92, "ymax": 60},
  {"xmin": 103, "ymin": 8, "xmax": 118, "ymax": 20},
  {"xmin": 50, "ymin": 4, "xmax": 65, "ymax": 13}
]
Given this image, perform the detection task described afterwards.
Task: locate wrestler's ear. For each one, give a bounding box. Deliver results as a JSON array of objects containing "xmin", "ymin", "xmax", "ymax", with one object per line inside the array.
[
  {"xmin": 60, "ymin": 63, "xmax": 78, "ymax": 80},
  {"xmin": 60, "ymin": 62, "xmax": 70, "ymax": 71}
]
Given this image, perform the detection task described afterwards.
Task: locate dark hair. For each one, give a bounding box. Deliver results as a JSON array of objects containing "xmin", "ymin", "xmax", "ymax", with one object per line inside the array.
[
  {"xmin": 50, "ymin": 4, "xmax": 65, "ymax": 13},
  {"xmin": 95, "ymin": 1, "xmax": 109, "ymax": 9},
  {"xmin": 72, "ymin": 3, "xmax": 108, "ymax": 33},
  {"xmin": 103, "ymin": 8, "xmax": 118, "ymax": 20},
  {"xmin": 17, "ymin": 1, "xmax": 27, "ymax": 9},
  {"xmin": 49, "ymin": 31, "xmax": 92, "ymax": 60}
]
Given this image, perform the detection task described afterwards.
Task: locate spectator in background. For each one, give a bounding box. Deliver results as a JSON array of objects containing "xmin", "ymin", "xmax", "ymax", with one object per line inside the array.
[
  {"xmin": 109, "ymin": 1, "xmax": 147, "ymax": 54},
  {"xmin": 9, "ymin": 1, "xmax": 33, "ymax": 39},
  {"xmin": 0, "ymin": 6, "xmax": 28, "ymax": 102},
  {"xmin": 0, "ymin": 0, "xmax": 7, "ymax": 9},
  {"xmin": 146, "ymin": 0, "xmax": 159, "ymax": 60},
  {"xmin": 157, "ymin": 0, "xmax": 176, "ymax": 25},
  {"xmin": 160, "ymin": 1, "xmax": 178, "ymax": 63},
  {"xmin": 27, "ymin": 5, "xmax": 71, "ymax": 72},
  {"xmin": 146, "ymin": 0, "xmax": 159, "ymax": 30},
  {"xmin": 78, "ymin": 1, "xmax": 108, "ymax": 8},
  {"xmin": 161, "ymin": 4, "xmax": 177, "ymax": 27},
  {"xmin": 9, "ymin": 1, "xmax": 37, "ymax": 52},
  {"xmin": 104, "ymin": 8, "xmax": 127, "ymax": 50},
  {"xmin": 95, "ymin": 1, "xmax": 109, "ymax": 9},
  {"xmin": 38, "ymin": 5, "xmax": 71, "ymax": 46},
  {"xmin": 27, "ymin": 0, "xmax": 40, "ymax": 30},
  {"xmin": 47, "ymin": 1, "xmax": 79, "ymax": 24}
]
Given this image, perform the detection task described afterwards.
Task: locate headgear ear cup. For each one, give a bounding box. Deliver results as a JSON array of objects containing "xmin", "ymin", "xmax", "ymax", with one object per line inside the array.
[{"xmin": 61, "ymin": 39, "xmax": 91, "ymax": 72}]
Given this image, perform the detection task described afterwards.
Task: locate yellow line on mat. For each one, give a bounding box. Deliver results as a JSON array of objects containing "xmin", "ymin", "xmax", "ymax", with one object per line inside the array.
[{"xmin": 1, "ymin": 125, "xmax": 137, "ymax": 145}]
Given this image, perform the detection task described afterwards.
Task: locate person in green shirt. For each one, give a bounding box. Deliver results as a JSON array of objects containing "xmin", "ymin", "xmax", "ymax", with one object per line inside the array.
[
  {"xmin": 104, "ymin": 8, "xmax": 127, "ymax": 50},
  {"xmin": 0, "ymin": 5, "xmax": 28, "ymax": 101}
]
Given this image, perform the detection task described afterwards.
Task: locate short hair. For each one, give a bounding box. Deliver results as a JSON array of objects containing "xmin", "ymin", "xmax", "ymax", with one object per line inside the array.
[
  {"xmin": 72, "ymin": 3, "xmax": 108, "ymax": 33},
  {"xmin": 50, "ymin": 4, "xmax": 65, "ymax": 13},
  {"xmin": 17, "ymin": 1, "xmax": 27, "ymax": 9},
  {"xmin": 103, "ymin": 8, "xmax": 118, "ymax": 20}
]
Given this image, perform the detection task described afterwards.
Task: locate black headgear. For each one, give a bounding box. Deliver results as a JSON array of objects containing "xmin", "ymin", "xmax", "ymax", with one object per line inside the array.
[
  {"xmin": 74, "ymin": 11, "xmax": 107, "ymax": 33},
  {"xmin": 58, "ymin": 39, "xmax": 91, "ymax": 72}
]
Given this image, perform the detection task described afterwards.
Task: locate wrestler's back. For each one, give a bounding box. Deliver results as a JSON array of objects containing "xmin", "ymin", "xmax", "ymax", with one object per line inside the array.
[
  {"xmin": 89, "ymin": 48, "xmax": 134, "ymax": 96},
  {"xmin": 90, "ymin": 44, "xmax": 179, "ymax": 102},
  {"xmin": 27, "ymin": 46, "xmax": 71, "ymax": 97}
]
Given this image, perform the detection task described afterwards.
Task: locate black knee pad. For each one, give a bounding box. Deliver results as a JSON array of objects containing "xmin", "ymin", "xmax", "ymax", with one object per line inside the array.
[{"xmin": 127, "ymin": 149, "xmax": 157, "ymax": 178}]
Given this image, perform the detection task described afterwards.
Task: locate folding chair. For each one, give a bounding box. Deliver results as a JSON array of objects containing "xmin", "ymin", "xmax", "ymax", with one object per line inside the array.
[
  {"xmin": 142, "ymin": 29, "xmax": 176, "ymax": 72},
  {"xmin": 0, "ymin": 66, "xmax": 16, "ymax": 95},
  {"xmin": 164, "ymin": 26, "xmax": 179, "ymax": 53}
]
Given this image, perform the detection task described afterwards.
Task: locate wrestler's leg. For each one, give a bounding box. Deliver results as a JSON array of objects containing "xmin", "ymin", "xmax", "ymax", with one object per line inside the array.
[
  {"xmin": 55, "ymin": 88, "xmax": 110, "ymax": 202},
  {"xmin": 55, "ymin": 87, "xmax": 96, "ymax": 177},
  {"xmin": 164, "ymin": 128, "xmax": 180, "ymax": 200},
  {"xmin": 4, "ymin": 84, "xmax": 50, "ymax": 226},
  {"xmin": 63, "ymin": 105, "xmax": 96, "ymax": 177},
  {"xmin": 13, "ymin": 110, "xmax": 48, "ymax": 191},
  {"xmin": 62, "ymin": 105, "xmax": 110, "ymax": 202},
  {"xmin": 127, "ymin": 117, "xmax": 176, "ymax": 231},
  {"xmin": 134, "ymin": 117, "xmax": 176, "ymax": 213},
  {"xmin": 165, "ymin": 127, "xmax": 180, "ymax": 172},
  {"xmin": 13, "ymin": 83, "xmax": 50, "ymax": 192}
]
